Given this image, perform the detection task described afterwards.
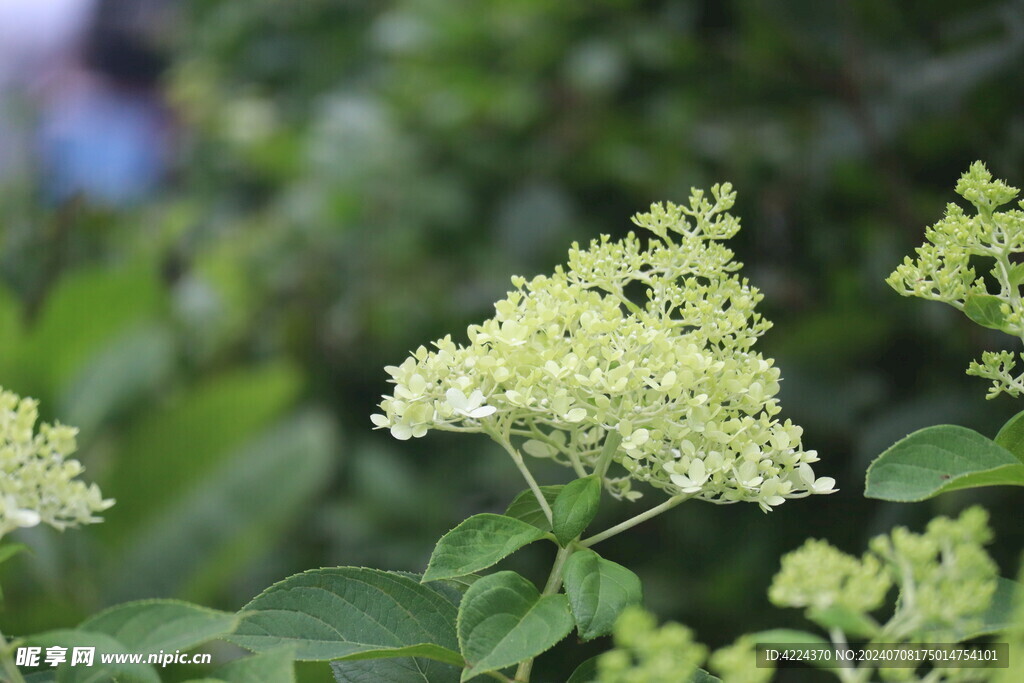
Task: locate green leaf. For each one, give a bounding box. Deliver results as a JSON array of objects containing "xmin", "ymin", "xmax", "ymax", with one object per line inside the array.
[
  {"xmin": 79, "ymin": 599, "xmax": 239, "ymax": 652},
  {"xmin": 457, "ymin": 571, "xmax": 574, "ymax": 681},
  {"xmin": 864, "ymin": 425, "xmax": 1024, "ymax": 502},
  {"xmin": 806, "ymin": 605, "xmax": 879, "ymax": 639},
  {"xmin": 213, "ymin": 646, "xmax": 296, "ymax": 683},
  {"xmin": 0, "ymin": 542, "xmax": 28, "ymax": 601},
  {"xmin": 566, "ymin": 656, "xmax": 598, "ymax": 683},
  {"xmin": 422, "ymin": 513, "xmax": 547, "ymax": 583},
  {"xmin": 562, "ymin": 550, "xmax": 642, "ymax": 640},
  {"xmin": 231, "ymin": 568, "xmax": 459, "ymax": 662},
  {"xmin": 691, "ymin": 669, "xmax": 722, "ymax": 683},
  {"xmin": 328, "ymin": 576, "xmax": 464, "ymax": 683},
  {"xmin": 963, "ymin": 293, "xmax": 1009, "ymax": 330},
  {"xmin": 100, "ymin": 362, "xmax": 302, "ymax": 545},
  {"xmin": 104, "ymin": 411, "xmax": 335, "ymax": 603},
  {"xmin": 504, "ymin": 485, "xmax": 563, "ymax": 530},
  {"xmin": 23, "ymin": 630, "xmax": 161, "ymax": 683},
  {"xmin": 995, "ymin": 410, "xmax": 1024, "ymax": 464},
  {"xmin": 333, "ymin": 644, "xmax": 464, "ymax": 667},
  {"xmin": 58, "ymin": 324, "xmax": 175, "ymax": 437},
  {"xmin": 956, "ymin": 577, "xmax": 1021, "ymax": 639},
  {"xmin": 21, "ymin": 265, "xmax": 163, "ymax": 394},
  {"xmin": 332, "ymin": 657, "xmax": 460, "ymax": 683},
  {"xmin": 551, "ymin": 475, "xmax": 601, "ymax": 546},
  {"xmin": 0, "ymin": 542, "xmax": 28, "ymax": 566}
]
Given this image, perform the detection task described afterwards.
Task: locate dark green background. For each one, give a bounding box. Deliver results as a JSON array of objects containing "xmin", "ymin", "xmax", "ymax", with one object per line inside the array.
[{"xmin": 2, "ymin": 1, "xmax": 1023, "ymax": 680}]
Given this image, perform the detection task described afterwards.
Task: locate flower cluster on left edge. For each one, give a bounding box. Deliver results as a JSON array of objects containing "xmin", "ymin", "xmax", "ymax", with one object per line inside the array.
[{"xmin": 0, "ymin": 387, "xmax": 113, "ymax": 539}]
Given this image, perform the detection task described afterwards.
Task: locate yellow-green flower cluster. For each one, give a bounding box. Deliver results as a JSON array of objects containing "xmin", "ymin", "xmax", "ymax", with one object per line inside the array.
[
  {"xmin": 0, "ymin": 387, "xmax": 113, "ymax": 539},
  {"xmin": 596, "ymin": 606, "xmax": 706, "ymax": 683},
  {"xmin": 374, "ymin": 185, "xmax": 833, "ymax": 509},
  {"xmin": 769, "ymin": 538, "xmax": 891, "ymax": 614},
  {"xmin": 887, "ymin": 162, "xmax": 1024, "ymax": 398},
  {"xmin": 868, "ymin": 507, "xmax": 996, "ymax": 642},
  {"xmin": 708, "ymin": 635, "xmax": 773, "ymax": 683},
  {"xmin": 771, "ymin": 507, "xmax": 996, "ymax": 643}
]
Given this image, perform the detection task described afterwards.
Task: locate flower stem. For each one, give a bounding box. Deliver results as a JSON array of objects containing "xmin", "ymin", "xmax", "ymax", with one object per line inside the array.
[
  {"xmin": 594, "ymin": 432, "xmax": 622, "ymax": 480},
  {"xmin": 514, "ymin": 545, "xmax": 574, "ymax": 682},
  {"xmin": 491, "ymin": 429, "xmax": 554, "ymax": 525},
  {"xmin": 580, "ymin": 495, "xmax": 688, "ymax": 548}
]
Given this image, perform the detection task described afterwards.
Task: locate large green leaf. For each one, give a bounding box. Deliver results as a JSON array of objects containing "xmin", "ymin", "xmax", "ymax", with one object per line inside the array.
[
  {"xmin": 0, "ymin": 542, "xmax": 28, "ymax": 600},
  {"xmin": 58, "ymin": 324, "xmax": 175, "ymax": 437},
  {"xmin": 99, "ymin": 362, "xmax": 302, "ymax": 544},
  {"xmin": 104, "ymin": 411, "xmax": 335, "ymax": 603},
  {"xmin": 566, "ymin": 656, "xmax": 599, "ymax": 683},
  {"xmin": 22, "ymin": 629, "xmax": 161, "ymax": 683},
  {"xmin": 503, "ymin": 486, "xmax": 563, "ymax": 530},
  {"xmin": 956, "ymin": 577, "xmax": 1021, "ymax": 639},
  {"xmin": 331, "ymin": 657, "xmax": 460, "ymax": 683},
  {"xmin": 551, "ymin": 475, "xmax": 601, "ymax": 546},
  {"xmin": 231, "ymin": 568, "xmax": 460, "ymax": 662},
  {"xmin": 457, "ymin": 571, "xmax": 574, "ymax": 681},
  {"xmin": 332, "ymin": 644, "xmax": 464, "ymax": 667},
  {"xmin": 0, "ymin": 542, "xmax": 27, "ymax": 566},
  {"xmin": 79, "ymin": 599, "xmax": 238, "ymax": 653},
  {"xmin": 22, "ymin": 265, "xmax": 164, "ymax": 394},
  {"xmin": 995, "ymin": 410, "xmax": 1024, "ymax": 464},
  {"xmin": 422, "ymin": 513, "xmax": 547, "ymax": 583},
  {"xmin": 213, "ymin": 646, "xmax": 296, "ymax": 683},
  {"xmin": 562, "ymin": 550, "xmax": 642, "ymax": 640},
  {"xmin": 864, "ymin": 425, "xmax": 1024, "ymax": 502}
]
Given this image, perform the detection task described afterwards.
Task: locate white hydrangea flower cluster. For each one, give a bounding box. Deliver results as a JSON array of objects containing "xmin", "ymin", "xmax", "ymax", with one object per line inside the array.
[
  {"xmin": 0, "ymin": 387, "xmax": 114, "ymax": 539},
  {"xmin": 887, "ymin": 162, "xmax": 1024, "ymax": 398},
  {"xmin": 374, "ymin": 185, "xmax": 834, "ymax": 510}
]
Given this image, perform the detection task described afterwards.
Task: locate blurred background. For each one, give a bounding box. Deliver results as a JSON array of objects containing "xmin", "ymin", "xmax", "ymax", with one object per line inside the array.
[{"xmin": 1, "ymin": 0, "xmax": 1024, "ymax": 680}]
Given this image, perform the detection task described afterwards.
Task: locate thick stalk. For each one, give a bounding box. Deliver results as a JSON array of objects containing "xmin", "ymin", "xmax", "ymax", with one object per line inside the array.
[
  {"xmin": 580, "ymin": 495, "xmax": 688, "ymax": 548},
  {"xmin": 594, "ymin": 432, "xmax": 622, "ymax": 480},
  {"xmin": 514, "ymin": 546, "xmax": 574, "ymax": 682}
]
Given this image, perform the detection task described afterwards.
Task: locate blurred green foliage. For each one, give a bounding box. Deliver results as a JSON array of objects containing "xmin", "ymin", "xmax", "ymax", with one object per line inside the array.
[{"xmin": 2, "ymin": 0, "xmax": 1024, "ymax": 680}]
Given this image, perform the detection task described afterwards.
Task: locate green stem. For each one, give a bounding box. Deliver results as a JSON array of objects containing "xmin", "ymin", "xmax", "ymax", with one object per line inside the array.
[
  {"xmin": 993, "ymin": 247, "xmax": 1024, "ymax": 345},
  {"xmin": 541, "ymin": 545, "xmax": 573, "ymax": 596},
  {"xmin": 829, "ymin": 628, "xmax": 861, "ymax": 683},
  {"xmin": 0, "ymin": 628, "xmax": 27, "ymax": 683},
  {"xmin": 514, "ymin": 546, "xmax": 575, "ymax": 682},
  {"xmin": 580, "ymin": 495, "xmax": 688, "ymax": 548},
  {"xmin": 491, "ymin": 430, "xmax": 553, "ymax": 525},
  {"xmin": 594, "ymin": 432, "xmax": 622, "ymax": 481}
]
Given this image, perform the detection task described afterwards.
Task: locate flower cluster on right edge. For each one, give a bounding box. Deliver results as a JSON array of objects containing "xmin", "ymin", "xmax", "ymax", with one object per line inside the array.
[
  {"xmin": 887, "ymin": 161, "xmax": 1024, "ymax": 398},
  {"xmin": 375, "ymin": 184, "xmax": 834, "ymax": 511},
  {"xmin": 0, "ymin": 387, "xmax": 113, "ymax": 539}
]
